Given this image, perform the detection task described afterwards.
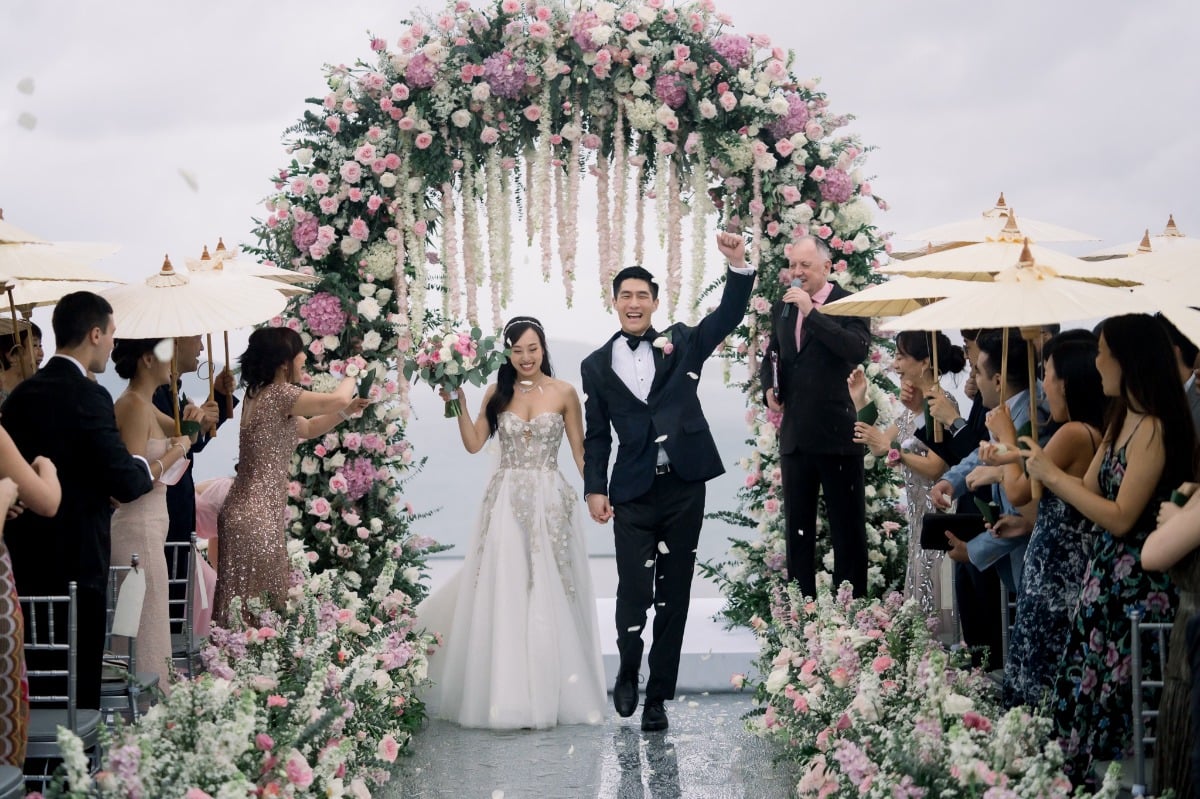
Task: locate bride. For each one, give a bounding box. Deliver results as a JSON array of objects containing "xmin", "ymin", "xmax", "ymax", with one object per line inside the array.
[{"xmin": 417, "ymin": 316, "xmax": 606, "ymax": 729}]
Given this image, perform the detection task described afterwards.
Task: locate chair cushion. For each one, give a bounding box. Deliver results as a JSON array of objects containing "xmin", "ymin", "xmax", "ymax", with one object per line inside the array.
[
  {"xmin": 0, "ymin": 765, "xmax": 22, "ymax": 799},
  {"xmin": 28, "ymin": 708, "xmax": 103, "ymax": 743}
]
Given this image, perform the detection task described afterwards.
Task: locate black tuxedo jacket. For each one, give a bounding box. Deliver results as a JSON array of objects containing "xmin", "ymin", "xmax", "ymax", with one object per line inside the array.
[
  {"xmin": 760, "ymin": 283, "xmax": 870, "ymax": 456},
  {"xmin": 582, "ymin": 269, "xmax": 755, "ymax": 505},
  {"xmin": 1, "ymin": 357, "xmax": 154, "ymax": 595},
  {"xmin": 152, "ymin": 382, "xmax": 237, "ymax": 543}
]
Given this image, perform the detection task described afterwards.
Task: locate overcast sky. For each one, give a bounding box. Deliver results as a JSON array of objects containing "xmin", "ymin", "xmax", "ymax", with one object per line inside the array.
[{"xmin": 2, "ymin": 0, "xmax": 1197, "ymax": 349}]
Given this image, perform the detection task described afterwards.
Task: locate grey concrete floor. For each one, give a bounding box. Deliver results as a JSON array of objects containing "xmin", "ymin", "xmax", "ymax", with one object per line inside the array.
[{"xmin": 385, "ymin": 693, "xmax": 798, "ymax": 798}]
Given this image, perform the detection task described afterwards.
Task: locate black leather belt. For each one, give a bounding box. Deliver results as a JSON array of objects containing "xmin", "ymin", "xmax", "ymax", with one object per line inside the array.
[{"xmin": 655, "ymin": 463, "xmax": 672, "ymax": 475}]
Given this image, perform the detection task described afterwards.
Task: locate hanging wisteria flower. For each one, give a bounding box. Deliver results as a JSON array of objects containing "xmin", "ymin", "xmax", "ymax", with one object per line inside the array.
[{"xmin": 298, "ymin": 292, "xmax": 347, "ymax": 336}]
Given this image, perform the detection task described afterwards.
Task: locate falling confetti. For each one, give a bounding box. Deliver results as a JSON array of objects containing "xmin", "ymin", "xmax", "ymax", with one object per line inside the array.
[
  {"xmin": 567, "ymin": 673, "xmax": 579, "ymax": 684},
  {"xmin": 657, "ymin": 541, "xmax": 670, "ymax": 554},
  {"xmin": 688, "ymin": 701, "xmax": 699, "ymax": 707},
  {"xmin": 654, "ymin": 434, "xmax": 668, "ymax": 443},
  {"xmin": 700, "ymin": 650, "xmax": 712, "ymax": 661},
  {"xmin": 627, "ymin": 625, "xmax": 641, "ymax": 632},
  {"xmin": 492, "ymin": 792, "xmax": 504, "ymax": 799},
  {"xmin": 178, "ymin": 168, "xmax": 199, "ymax": 192},
  {"xmin": 16, "ymin": 112, "xmax": 36, "ymax": 130},
  {"xmin": 687, "ymin": 371, "xmax": 699, "ymax": 379},
  {"xmin": 644, "ymin": 559, "xmax": 654, "ymax": 568},
  {"xmin": 16, "ymin": 78, "xmax": 34, "ymax": 95},
  {"xmin": 568, "ymin": 744, "xmax": 576, "ymax": 756}
]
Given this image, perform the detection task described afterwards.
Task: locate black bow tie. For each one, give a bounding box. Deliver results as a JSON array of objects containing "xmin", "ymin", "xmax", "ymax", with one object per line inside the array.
[{"xmin": 624, "ymin": 329, "xmax": 658, "ymax": 351}]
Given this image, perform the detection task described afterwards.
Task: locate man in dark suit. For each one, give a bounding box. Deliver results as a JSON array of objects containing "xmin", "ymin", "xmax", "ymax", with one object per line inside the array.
[
  {"xmin": 582, "ymin": 232, "xmax": 754, "ymax": 732},
  {"xmin": 152, "ymin": 336, "xmax": 237, "ymax": 634},
  {"xmin": 2, "ymin": 291, "xmax": 155, "ymax": 708},
  {"xmin": 760, "ymin": 235, "xmax": 870, "ymax": 599}
]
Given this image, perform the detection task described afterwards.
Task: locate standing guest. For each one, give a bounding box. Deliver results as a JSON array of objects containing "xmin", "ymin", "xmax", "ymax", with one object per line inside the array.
[
  {"xmin": 110, "ymin": 338, "xmax": 195, "ymax": 690},
  {"xmin": 0, "ymin": 425, "xmax": 60, "ymax": 767},
  {"xmin": 0, "ymin": 322, "xmax": 39, "ymax": 403},
  {"xmin": 582, "ymin": 232, "xmax": 754, "ymax": 732},
  {"xmin": 1157, "ymin": 314, "xmax": 1200, "ymax": 434},
  {"xmin": 760, "ymin": 235, "xmax": 870, "ymax": 599},
  {"xmin": 1142, "ymin": 485, "xmax": 1200, "ymax": 799},
  {"xmin": 1023, "ymin": 314, "xmax": 1193, "ymax": 788},
  {"xmin": 979, "ymin": 332, "xmax": 1106, "ymax": 708},
  {"xmin": 152, "ymin": 335, "xmax": 237, "ymax": 639},
  {"xmin": 1, "ymin": 291, "xmax": 155, "ymax": 709},
  {"xmin": 212, "ymin": 327, "xmax": 367, "ymax": 627},
  {"xmin": 852, "ymin": 330, "xmax": 966, "ymax": 630}
]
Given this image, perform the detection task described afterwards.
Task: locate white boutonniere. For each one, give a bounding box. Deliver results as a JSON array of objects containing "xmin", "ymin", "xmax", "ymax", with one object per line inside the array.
[{"xmin": 652, "ymin": 332, "xmax": 674, "ymax": 355}]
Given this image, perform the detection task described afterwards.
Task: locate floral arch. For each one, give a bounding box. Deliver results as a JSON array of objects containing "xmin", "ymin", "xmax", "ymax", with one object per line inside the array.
[{"xmin": 252, "ymin": 0, "xmax": 905, "ymax": 619}]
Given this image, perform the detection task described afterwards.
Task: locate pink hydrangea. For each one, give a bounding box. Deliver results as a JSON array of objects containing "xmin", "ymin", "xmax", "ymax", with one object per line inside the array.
[
  {"xmin": 404, "ymin": 53, "xmax": 437, "ymax": 88},
  {"xmin": 291, "ymin": 216, "xmax": 319, "ymax": 250},
  {"xmin": 819, "ymin": 168, "xmax": 855, "ymax": 204},
  {"xmin": 570, "ymin": 10, "xmax": 602, "ymax": 50},
  {"xmin": 767, "ymin": 92, "xmax": 810, "ymax": 140},
  {"xmin": 299, "ymin": 292, "xmax": 348, "ymax": 336},
  {"xmin": 712, "ymin": 33, "xmax": 752, "ymax": 68},
  {"xmin": 482, "ymin": 51, "xmax": 530, "ymax": 100},
  {"xmin": 342, "ymin": 456, "xmax": 379, "ymax": 501},
  {"xmin": 653, "ymin": 73, "xmax": 688, "ymax": 109}
]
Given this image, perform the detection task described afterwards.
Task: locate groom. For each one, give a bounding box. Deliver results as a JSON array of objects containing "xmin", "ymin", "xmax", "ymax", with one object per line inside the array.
[{"xmin": 582, "ymin": 232, "xmax": 755, "ymax": 731}]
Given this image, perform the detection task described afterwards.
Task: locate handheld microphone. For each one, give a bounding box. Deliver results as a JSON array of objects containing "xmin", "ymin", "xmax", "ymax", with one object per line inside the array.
[{"xmin": 781, "ymin": 277, "xmax": 803, "ymax": 318}]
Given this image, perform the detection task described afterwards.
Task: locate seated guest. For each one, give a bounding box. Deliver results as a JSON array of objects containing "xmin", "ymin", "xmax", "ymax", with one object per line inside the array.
[
  {"xmin": 0, "ymin": 426, "xmax": 60, "ymax": 767},
  {"xmin": 1023, "ymin": 314, "xmax": 1192, "ymax": 788},
  {"xmin": 979, "ymin": 331, "xmax": 1106, "ymax": 708},
  {"xmin": 1, "ymin": 291, "xmax": 155, "ymax": 710},
  {"xmin": 1143, "ymin": 486, "xmax": 1200, "ymax": 799}
]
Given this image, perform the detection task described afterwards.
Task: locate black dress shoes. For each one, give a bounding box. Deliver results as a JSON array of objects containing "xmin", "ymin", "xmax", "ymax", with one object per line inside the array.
[
  {"xmin": 613, "ymin": 671, "xmax": 638, "ymax": 718},
  {"xmin": 641, "ymin": 699, "xmax": 668, "ymax": 732}
]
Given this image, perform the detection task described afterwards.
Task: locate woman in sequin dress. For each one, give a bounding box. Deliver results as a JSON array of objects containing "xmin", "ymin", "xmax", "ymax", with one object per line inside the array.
[
  {"xmin": 853, "ymin": 331, "xmax": 966, "ymax": 632},
  {"xmin": 1023, "ymin": 314, "xmax": 1192, "ymax": 788},
  {"xmin": 110, "ymin": 338, "xmax": 196, "ymax": 691},
  {"xmin": 0, "ymin": 426, "xmax": 60, "ymax": 766},
  {"xmin": 213, "ymin": 327, "xmax": 368, "ymax": 627},
  {"xmin": 978, "ymin": 332, "xmax": 1105, "ymax": 709},
  {"xmin": 417, "ymin": 317, "xmax": 606, "ymax": 729}
]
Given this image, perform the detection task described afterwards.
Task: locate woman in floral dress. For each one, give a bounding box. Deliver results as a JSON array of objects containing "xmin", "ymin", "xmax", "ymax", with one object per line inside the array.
[
  {"xmin": 1023, "ymin": 314, "xmax": 1193, "ymax": 787},
  {"xmin": 979, "ymin": 332, "xmax": 1106, "ymax": 708}
]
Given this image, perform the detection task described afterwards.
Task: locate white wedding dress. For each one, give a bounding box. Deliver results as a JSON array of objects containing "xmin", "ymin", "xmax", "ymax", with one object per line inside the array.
[{"xmin": 417, "ymin": 411, "xmax": 607, "ymax": 729}]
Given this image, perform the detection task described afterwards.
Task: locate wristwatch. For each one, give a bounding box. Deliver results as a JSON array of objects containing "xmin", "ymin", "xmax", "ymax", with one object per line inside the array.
[{"xmin": 948, "ymin": 417, "xmax": 967, "ymax": 435}]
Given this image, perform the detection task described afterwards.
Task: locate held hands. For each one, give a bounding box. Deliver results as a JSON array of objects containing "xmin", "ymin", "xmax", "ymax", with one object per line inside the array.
[
  {"xmin": 847, "ymin": 368, "xmax": 869, "ymax": 411},
  {"xmin": 898, "ymin": 380, "xmax": 924, "ymax": 413},
  {"xmin": 925, "ymin": 386, "xmax": 959, "ymax": 427},
  {"xmin": 985, "ymin": 404, "xmax": 1018, "ymax": 446},
  {"xmin": 783, "ymin": 285, "xmax": 814, "ymax": 317},
  {"xmin": 587, "ymin": 493, "xmax": 614, "ymax": 524},
  {"xmin": 715, "ymin": 230, "xmax": 747, "ymax": 267}
]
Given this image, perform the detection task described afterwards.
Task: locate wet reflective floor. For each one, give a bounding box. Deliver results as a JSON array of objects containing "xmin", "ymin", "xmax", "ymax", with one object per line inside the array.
[{"xmin": 386, "ymin": 693, "xmax": 797, "ymax": 798}]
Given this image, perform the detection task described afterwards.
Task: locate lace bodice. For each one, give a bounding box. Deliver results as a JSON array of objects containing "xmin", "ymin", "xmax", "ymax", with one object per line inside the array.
[{"xmin": 497, "ymin": 412, "xmax": 563, "ymax": 470}]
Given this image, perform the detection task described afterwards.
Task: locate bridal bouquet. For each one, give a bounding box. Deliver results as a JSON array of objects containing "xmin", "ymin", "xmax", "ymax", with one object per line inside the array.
[{"xmin": 402, "ymin": 326, "xmax": 507, "ymax": 417}]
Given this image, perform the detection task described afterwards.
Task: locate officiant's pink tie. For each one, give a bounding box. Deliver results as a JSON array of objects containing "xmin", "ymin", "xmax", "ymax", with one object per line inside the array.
[{"xmin": 794, "ymin": 294, "xmax": 825, "ymax": 348}]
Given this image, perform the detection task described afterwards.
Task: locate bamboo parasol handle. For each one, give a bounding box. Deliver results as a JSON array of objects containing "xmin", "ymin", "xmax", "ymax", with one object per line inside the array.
[
  {"xmin": 206, "ymin": 333, "xmax": 216, "ymax": 439},
  {"xmin": 1020, "ymin": 327, "xmax": 1042, "ymax": 501},
  {"xmin": 223, "ymin": 331, "xmax": 233, "ymax": 418},
  {"xmin": 170, "ymin": 350, "xmax": 182, "ymax": 436},
  {"xmin": 931, "ymin": 329, "xmax": 943, "ymax": 443}
]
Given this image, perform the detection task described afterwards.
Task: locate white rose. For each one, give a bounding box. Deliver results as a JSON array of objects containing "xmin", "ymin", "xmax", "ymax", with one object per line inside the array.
[
  {"xmin": 373, "ymin": 669, "xmax": 394, "ymax": 690},
  {"xmin": 379, "ymin": 172, "xmax": 397, "ymax": 189},
  {"xmin": 362, "ymin": 331, "xmax": 382, "ymax": 351},
  {"xmin": 593, "ymin": 1, "xmax": 615, "ymax": 22},
  {"xmin": 470, "ymin": 82, "xmax": 491, "ymax": 102},
  {"xmin": 310, "ymin": 373, "xmax": 338, "ymax": 394},
  {"xmin": 340, "ymin": 237, "xmax": 362, "ymax": 256},
  {"xmin": 589, "ymin": 24, "xmax": 613, "ymax": 44},
  {"xmin": 370, "ymin": 517, "xmax": 384, "ymax": 533},
  {"xmin": 359, "ymin": 282, "xmax": 377, "ymax": 297},
  {"xmin": 322, "ymin": 334, "xmax": 340, "ymax": 349},
  {"xmin": 768, "ymin": 96, "xmax": 789, "ymax": 116},
  {"xmin": 406, "ymin": 177, "xmax": 423, "ymax": 193},
  {"xmin": 631, "ymin": 80, "xmax": 649, "ymax": 97},
  {"xmin": 300, "ymin": 457, "xmax": 319, "ymax": 475},
  {"xmin": 944, "ymin": 693, "xmax": 974, "ymax": 715},
  {"xmin": 654, "ymin": 104, "xmax": 676, "ymax": 127},
  {"xmin": 698, "ymin": 99, "xmax": 717, "ymax": 119},
  {"xmin": 451, "ymin": 109, "xmax": 472, "ymax": 128},
  {"xmin": 375, "ymin": 288, "xmax": 393, "ymax": 304},
  {"xmin": 293, "ymin": 147, "xmax": 313, "ymax": 165},
  {"xmin": 790, "ymin": 132, "xmax": 808, "ymax": 149},
  {"xmin": 423, "ymin": 40, "xmax": 446, "ymax": 62},
  {"xmin": 402, "ymin": 566, "xmax": 420, "ymax": 583},
  {"xmin": 638, "ymin": 5, "xmax": 656, "ymax": 23},
  {"xmin": 357, "ymin": 297, "xmax": 381, "ymax": 321},
  {"xmin": 765, "ymin": 667, "xmax": 789, "ymax": 695},
  {"xmin": 327, "ymin": 452, "xmax": 346, "ymax": 469},
  {"xmin": 755, "ymin": 81, "xmax": 769, "ymax": 97},
  {"xmin": 443, "ymin": 360, "xmax": 461, "ymax": 376},
  {"xmin": 300, "ymin": 331, "xmax": 312, "ymax": 344}
]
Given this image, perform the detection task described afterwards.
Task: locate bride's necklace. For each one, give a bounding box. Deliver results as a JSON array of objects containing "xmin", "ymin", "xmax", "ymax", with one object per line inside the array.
[{"xmin": 516, "ymin": 378, "xmax": 546, "ymax": 394}]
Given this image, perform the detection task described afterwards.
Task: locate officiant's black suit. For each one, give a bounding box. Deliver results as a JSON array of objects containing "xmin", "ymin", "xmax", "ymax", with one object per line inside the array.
[
  {"xmin": 2, "ymin": 357, "xmax": 155, "ymax": 709},
  {"xmin": 759, "ymin": 284, "xmax": 870, "ymax": 599},
  {"xmin": 582, "ymin": 268, "xmax": 754, "ymax": 703}
]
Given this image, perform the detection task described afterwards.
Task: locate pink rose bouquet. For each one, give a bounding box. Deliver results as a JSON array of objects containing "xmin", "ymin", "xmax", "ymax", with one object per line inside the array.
[{"xmin": 403, "ymin": 326, "xmax": 507, "ymax": 417}]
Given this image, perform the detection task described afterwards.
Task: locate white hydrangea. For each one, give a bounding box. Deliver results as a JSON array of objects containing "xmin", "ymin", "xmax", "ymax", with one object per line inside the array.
[
  {"xmin": 625, "ymin": 99, "xmax": 657, "ymax": 131},
  {"xmin": 835, "ymin": 198, "xmax": 873, "ymax": 233},
  {"xmin": 361, "ymin": 240, "xmax": 397, "ymax": 281},
  {"xmin": 310, "ymin": 373, "xmax": 338, "ymax": 394}
]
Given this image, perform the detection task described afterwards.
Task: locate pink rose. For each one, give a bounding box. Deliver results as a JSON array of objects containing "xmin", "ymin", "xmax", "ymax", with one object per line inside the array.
[
  {"xmin": 325, "ymin": 116, "xmax": 340, "ymax": 134},
  {"xmin": 377, "ymin": 734, "xmax": 400, "ymax": 763},
  {"xmin": 414, "ymin": 132, "xmax": 434, "ymax": 150},
  {"xmin": 805, "ymin": 120, "xmax": 824, "ymax": 140},
  {"xmin": 480, "ymin": 126, "xmax": 500, "ymax": 144},
  {"xmin": 340, "ymin": 161, "xmax": 362, "ymax": 183},
  {"xmin": 267, "ymin": 694, "xmax": 289, "ymax": 707},
  {"xmin": 780, "ymin": 185, "xmax": 801, "ymax": 205},
  {"xmin": 619, "ymin": 11, "xmax": 640, "ymax": 30},
  {"xmin": 774, "ymin": 138, "xmax": 794, "ymax": 157},
  {"xmin": 523, "ymin": 105, "xmax": 541, "ymax": 122},
  {"xmin": 256, "ymin": 733, "xmax": 275, "ymax": 751},
  {"xmin": 719, "ymin": 91, "xmax": 737, "ymax": 112},
  {"xmin": 185, "ymin": 791, "xmax": 215, "ymax": 799},
  {"xmin": 285, "ymin": 751, "xmax": 314, "ymax": 788},
  {"xmin": 398, "ymin": 117, "xmax": 416, "ymax": 131},
  {"xmin": 529, "ymin": 20, "xmax": 551, "ymax": 39},
  {"xmin": 500, "ymin": 0, "xmax": 519, "ymax": 11},
  {"xmin": 348, "ymin": 217, "xmax": 369, "ymax": 240},
  {"xmin": 318, "ymin": 196, "xmax": 339, "ymax": 215}
]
